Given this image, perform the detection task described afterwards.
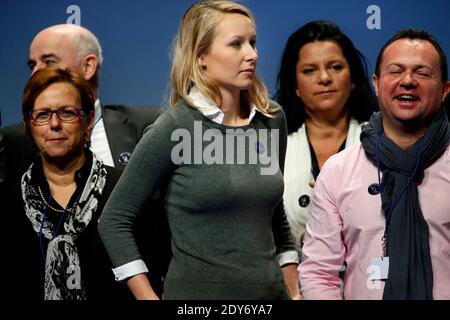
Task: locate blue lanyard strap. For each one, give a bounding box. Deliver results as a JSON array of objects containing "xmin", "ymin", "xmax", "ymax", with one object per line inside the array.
[
  {"xmin": 376, "ymin": 131, "xmax": 423, "ymax": 255},
  {"xmin": 39, "ymin": 195, "xmax": 67, "ymax": 264}
]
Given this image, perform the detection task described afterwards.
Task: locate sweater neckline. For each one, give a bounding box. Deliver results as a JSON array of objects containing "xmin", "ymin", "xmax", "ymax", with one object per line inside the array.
[{"xmin": 179, "ymin": 101, "xmax": 260, "ymax": 132}]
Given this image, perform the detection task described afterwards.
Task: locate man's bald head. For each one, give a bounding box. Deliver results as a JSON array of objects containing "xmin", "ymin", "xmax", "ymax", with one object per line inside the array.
[{"xmin": 28, "ymin": 24, "xmax": 102, "ymax": 93}]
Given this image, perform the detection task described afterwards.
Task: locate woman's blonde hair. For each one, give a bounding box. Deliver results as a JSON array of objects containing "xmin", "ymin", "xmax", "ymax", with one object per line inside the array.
[{"xmin": 170, "ymin": 0, "xmax": 274, "ymax": 116}]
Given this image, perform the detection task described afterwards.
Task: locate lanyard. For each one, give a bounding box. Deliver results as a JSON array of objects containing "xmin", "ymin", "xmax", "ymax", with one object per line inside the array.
[
  {"xmin": 375, "ymin": 130, "xmax": 423, "ymax": 256},
  {"xmin": 39, "ymin": 195, "xmax": 67, "ymax": 264}
]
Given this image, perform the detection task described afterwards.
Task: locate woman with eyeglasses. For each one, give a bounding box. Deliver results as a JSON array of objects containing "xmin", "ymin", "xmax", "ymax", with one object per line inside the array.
[{"xmin": 13, "ymin": 67, "xmax": 131, "ymax": 300}]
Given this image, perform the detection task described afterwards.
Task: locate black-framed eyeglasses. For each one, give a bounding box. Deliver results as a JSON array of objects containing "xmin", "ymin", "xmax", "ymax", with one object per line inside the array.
[{"xmin": 29, "ymin": 107, "xmax": 85, "ymax": 124}]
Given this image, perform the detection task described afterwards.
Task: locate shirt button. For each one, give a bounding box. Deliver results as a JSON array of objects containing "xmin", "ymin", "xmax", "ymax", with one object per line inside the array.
[
  {"xmin": 368, "ymin": 183, "xmax": 381, "ymax": 195},
  {"xmin": 298, "ymin": 194, "xmax": 310, "ymax": 208}
]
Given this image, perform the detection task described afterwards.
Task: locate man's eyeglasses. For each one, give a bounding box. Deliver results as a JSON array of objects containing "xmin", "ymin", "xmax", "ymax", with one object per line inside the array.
[{"xmin": 29, "ymin": 107, "xmax": 85, "ymax": 124}]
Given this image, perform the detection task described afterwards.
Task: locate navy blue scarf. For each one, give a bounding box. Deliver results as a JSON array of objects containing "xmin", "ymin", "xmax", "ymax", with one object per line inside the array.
[{"xmin": 360, "ymin": 108, "xmax": 449, "ymax": 300}]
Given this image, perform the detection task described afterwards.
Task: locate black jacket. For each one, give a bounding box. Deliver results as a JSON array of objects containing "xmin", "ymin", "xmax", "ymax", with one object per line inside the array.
[
  {"xmin": 100, "ymin": 105, "xmax": 162, "ymax": 168},
  {"xmin": 0, "ymin": 105, "xmax": 170, "ymax": 299}
]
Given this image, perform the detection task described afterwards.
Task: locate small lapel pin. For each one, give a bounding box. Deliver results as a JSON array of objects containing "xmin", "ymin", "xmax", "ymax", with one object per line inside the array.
[
  {"xmin": 255, "ymin": 141, "xmax": 265, "ymax": 154},
  {"xmin": 118, "ymin": 152, "xmax": 131, "ymax": 166}
]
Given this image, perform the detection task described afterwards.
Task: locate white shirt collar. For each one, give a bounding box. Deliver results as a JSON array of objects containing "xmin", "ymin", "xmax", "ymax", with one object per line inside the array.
[
  {"xmin": 187, "ymin": 86, "xmax": 257, "ymax": 125},
  {"xmin": 94, "ymin": 99, "xmax": 102, "ymax": 122},
  {"xmin": 90, "ymin": 98, "xmax": 115, "ymax": 167}
]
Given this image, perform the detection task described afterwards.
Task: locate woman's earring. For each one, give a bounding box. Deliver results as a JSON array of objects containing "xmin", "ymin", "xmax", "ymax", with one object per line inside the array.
[
  {"xmin": 201, "ymin": 65, "xmax": 207, "ymax": 71},
  {"xmin": 84, "ymin": 134, "xmax": 91, "ymax": 148}
]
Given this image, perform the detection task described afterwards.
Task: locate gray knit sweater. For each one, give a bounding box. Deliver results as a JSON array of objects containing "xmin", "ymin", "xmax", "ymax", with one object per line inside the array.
[{"xmin": 99, "ymin": 99, "xmax": 296, "ymax": 299}]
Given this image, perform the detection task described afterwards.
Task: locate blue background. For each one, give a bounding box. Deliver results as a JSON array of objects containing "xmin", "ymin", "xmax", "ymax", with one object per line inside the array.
[{"xmin": 1, "ymin": 0, "xmax": 449, "ymax": 126}]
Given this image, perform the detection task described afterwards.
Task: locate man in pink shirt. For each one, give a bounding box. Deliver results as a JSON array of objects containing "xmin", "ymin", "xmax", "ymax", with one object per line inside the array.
[{"xmin": 300, "ymin": 28, "xmax": 450, "ymax": 300}]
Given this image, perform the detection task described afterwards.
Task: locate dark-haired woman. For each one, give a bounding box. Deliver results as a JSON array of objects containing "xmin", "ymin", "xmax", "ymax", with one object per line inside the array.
[{"xmin": 274, "ymin": 21, "xmax": 378, "ymax": 249}]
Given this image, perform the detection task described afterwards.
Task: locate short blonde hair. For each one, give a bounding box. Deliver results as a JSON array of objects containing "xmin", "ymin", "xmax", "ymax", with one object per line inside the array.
[{"xmin": 170, "ymin": 0, "xmax": 274, "ymax": 116}]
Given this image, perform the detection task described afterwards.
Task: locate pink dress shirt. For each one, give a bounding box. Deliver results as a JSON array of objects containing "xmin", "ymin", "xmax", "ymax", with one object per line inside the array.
[{"xmin": 300, "ymin": 143, "xmax": 450, "ymax": 299}]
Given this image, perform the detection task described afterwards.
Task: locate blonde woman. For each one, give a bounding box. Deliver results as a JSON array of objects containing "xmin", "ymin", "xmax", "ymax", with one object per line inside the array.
[{"xmin": 99, "ymin": 0, "xmax": 300, "ymax": 300}]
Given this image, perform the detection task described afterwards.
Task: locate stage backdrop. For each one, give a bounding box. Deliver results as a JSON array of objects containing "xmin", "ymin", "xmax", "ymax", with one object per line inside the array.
[{"xmin": 1, "ymin": 0, "xmax": 449, "ymax": 126}]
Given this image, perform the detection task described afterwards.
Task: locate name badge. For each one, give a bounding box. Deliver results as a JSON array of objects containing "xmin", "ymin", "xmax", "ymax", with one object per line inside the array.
[{"xmin": 368, "ymin": 257, "xmax": 389, "ymax": 280}]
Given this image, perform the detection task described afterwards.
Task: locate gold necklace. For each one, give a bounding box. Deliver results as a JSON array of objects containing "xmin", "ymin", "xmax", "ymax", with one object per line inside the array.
[{"xmin": 37, "ymin": 185, "xmax": 67, "ymax": 213}]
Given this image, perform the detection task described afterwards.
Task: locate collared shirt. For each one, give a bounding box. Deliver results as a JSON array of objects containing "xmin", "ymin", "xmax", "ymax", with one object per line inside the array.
[
  {"xmin": 187, "ymin": 86, "xmax": 257, "ymax": 125},
  {"xmin": 32, "ymin": 150, "xmax": 93, "ymax": 208},
  {"xmin": 30, "ymin": 151, "xmax": 93, "ymax": 238},
  {"xmin": 111, "ymin": 88, "xmax": 300, "ymax": 283},
  {"xmin": 90, "ymin": 99, "xmax": 115, "ymax": 167},
  {"xmin": 300, "ymin": 143, "xmax": 450, "ymax": 300}
]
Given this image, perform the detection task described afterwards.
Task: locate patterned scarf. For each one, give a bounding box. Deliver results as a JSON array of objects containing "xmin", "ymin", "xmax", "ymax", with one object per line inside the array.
[{"xmin": 22, "ymin": 155, "xmax": 107, "ymax": 300}]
